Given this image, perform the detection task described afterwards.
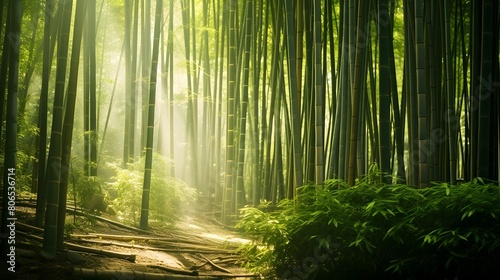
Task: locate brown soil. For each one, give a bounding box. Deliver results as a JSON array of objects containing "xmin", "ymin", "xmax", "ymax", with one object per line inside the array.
[{"xmin": 0, "ymin": 203, "xmax": 259, "ymax": 280}]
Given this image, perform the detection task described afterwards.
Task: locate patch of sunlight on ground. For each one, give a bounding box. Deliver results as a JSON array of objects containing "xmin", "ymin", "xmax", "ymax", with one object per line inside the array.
[
  {"xmin": 179, "ymin": 216, "xmax": 252, "ymax": 245},
  {"xmin": 136, "ymin": 250, "xmax": 184, "ymax": 268},
  {"xmin": 185, "ymin": 222, "xmax": 203, "ymax": 230},
  {"xmin": 200, "ymin": 232, "xmax": 252, "ymax": 245}
]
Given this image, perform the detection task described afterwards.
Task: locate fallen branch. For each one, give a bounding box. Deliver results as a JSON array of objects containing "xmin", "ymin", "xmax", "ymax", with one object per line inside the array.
[
  {"xmin": 190, "ymin": 261, "xmax": 209, "ymax": 270},
  {"xmin": 65, "ymin": 207, "xmax": 155, "ymax": 236},
  {"xmin": 199, "ymin": 254, "xmax": 232, "ymax": 274},
  {"xmin": 71, "ymin": 268, "xmax": 221, "ymax": 280},
  {"xmin": 66, "ymin": 242, "xmax": 136, "ymax": 262},
  {"xmin": 71, "ymin": 233, "xmax": 172, "ymax": 242},
  {"xmin": 17, "ymin": 221, "xmax": 44, "ymax": 233},
  {"xmin": 16, "ymin": 231, "xmax": 136, "ymax": 262}
]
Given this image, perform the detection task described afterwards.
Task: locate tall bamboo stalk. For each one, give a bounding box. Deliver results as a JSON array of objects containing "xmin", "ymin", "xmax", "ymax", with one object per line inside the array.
[
  {"xmin": 42, "ymin": 0, "xmax": 73, "ymax": 258},
  {"xmin": 57, "ymin": 0, "xmax": 86, "ymax": 249},
  {"xmin": 222, "ymin": 0, "xmax": 238, "ymax": 224},
  {"xmin": 140, "ymin": 0, "xmax": 162, "ymax": 229},
  {"xmin": 1, "ymin": 0, "xmax": 20, "ymax": 257}
]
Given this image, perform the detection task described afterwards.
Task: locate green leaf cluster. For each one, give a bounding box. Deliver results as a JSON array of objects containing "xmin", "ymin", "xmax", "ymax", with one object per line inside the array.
[
  {"xmin": 237, "ymin": 170, "xmax": 500, "ymax": 279},
  {"xmin": 107, "ymin": 153, "xmax": 196, "ymax": 226}
]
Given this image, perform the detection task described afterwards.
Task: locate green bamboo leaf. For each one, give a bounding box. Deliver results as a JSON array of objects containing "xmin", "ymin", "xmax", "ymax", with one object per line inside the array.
[
  {"xmin": 458, "ymin": 235, "xmax": 468, "ymax": 241},
  {"xmin": 461, "ymin": 211, "xmax": 468, "ymax": 221},
  {"xmin": 424, "ymin": 235, "xmax": 431, "ymax": 243},
  {"xmin": 329, "ymin": 219, "xmax": 339, "ymax": 227},
  {"xmin": 366, "ymin": 201, "xmax": 376, "ymax": 210},
  {"xmin": 468, "ymin": 209, "xmax": 476, "ymax": 217}
]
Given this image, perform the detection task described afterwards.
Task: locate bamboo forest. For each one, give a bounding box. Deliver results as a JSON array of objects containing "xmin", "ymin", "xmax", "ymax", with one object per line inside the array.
[{"xmin": 0, "ymin": 0, "xmax": 499, "ymax": 279}]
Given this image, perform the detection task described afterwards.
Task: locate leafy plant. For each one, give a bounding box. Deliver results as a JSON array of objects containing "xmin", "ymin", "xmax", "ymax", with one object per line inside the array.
[
  {"xmin": 237, "ymin": 168, "xmax": 500, "ymax": 279},
  {"xmin": 107, "ymin": 153, "xmax": 196, "ymax": 226},
  {"xmin": 68, "ymin": 164, "xmax": 104, "ymax": 210}
]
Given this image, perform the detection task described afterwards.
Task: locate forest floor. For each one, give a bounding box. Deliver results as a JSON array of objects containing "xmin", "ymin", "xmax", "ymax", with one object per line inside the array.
[{"xmin": 0, "ymin": 201, "xmax": 260, "ymax": 280}]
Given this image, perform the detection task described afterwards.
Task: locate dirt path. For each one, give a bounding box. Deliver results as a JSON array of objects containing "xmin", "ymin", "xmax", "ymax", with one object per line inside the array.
[{"xmin": 1, "ymin": 204, "xmax": 259, "ymax": 280}]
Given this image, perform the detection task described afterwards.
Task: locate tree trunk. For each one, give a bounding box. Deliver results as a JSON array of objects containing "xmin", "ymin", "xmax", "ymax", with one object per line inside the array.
[{"xmin": 140, "ymin": 0, "xmax": 162, "ymax": 229}]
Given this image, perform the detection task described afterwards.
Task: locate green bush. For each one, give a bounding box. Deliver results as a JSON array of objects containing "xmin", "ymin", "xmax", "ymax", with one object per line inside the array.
[
  {"xmin": 237, "ymin": 168, "xmax": 500, "ymax": 279},
  {"xmin": 107, "ymin": 153, "xmax": 196, "ymax": 226},
  {"xmin": 68, "ymin": 165, "xmax": 104, "ymax": 210}
]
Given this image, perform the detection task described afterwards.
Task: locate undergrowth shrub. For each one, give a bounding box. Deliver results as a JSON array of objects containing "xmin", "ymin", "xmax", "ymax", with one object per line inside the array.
[
  {"xmin": 107, "ymin": 153, "xmax": 196, "ymax": 226},
  {"xmin": 68, "ymin": 165, "xmax": 104, "ymax": 210},
  {"xmin": 237, "ymin": 167, "xmax": 500, "ymax": 279}
]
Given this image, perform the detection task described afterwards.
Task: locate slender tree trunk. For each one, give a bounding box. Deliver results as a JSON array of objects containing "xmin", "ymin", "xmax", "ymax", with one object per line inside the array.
[
  {"xmin": 42, "ymin": 0, "xmax": 73, "ymax": 259},
  {"xmin": 222, "ymin": 0, "xmax": 238, "ymax": 224},
  {"xmin": 57, "ymin": 0, "xmax": 86, "ymax": 250},
  {"xmin": 140, "ymin": 0, "xmax": 162, "ymax": 229},
  {"xmin": 235, "ymin": 0, "xmax": 253, "ymax": 216},
  {"xmin": 378, "ymin": 0, "xmax": 391, "ymax": 181},
  {"xmin": 348, "ymin": 1, "xmax": 369, "ymax": 186},
  {"xmin": 129, "ymin": 0, "xmax": 139, "ymax": 161},
  {"xmin": 1, "ymin": 0, "xmax": 20, "ymax": 257},
  {"xmin": 283, "ymin": 0, "xmax": 304, "ymax": 192},
  {"xmin": 404, "ymin": 0, "xmax": 419, "ymax": 186},
  {"xmin": 167, "ymin": 0, "xmax": 175, "ymax": 176},
  {"xmin": 88, "ymin": 0, "xmax": 98, "ymax": 176},
  {"xmin": 140, "ymin": 0, "xmax": 151, "ymax": 153},
  {"xmin": 313, "ymin": 0, "xmax": 324, "ymax": 185},
  {"xmin": 476, "ymin": 0, "xmax": 494, "ymax": 179},
  {"xmin": 414, "ymin": 0, "xmax": 429, "ymax": 187},
  {"xmin": 34, "ymin": 0, "xmax": 54, "ymax": 227},
  {"xmin": 0, "ymin": 2, "xmax": 11, "ymax": 153}
]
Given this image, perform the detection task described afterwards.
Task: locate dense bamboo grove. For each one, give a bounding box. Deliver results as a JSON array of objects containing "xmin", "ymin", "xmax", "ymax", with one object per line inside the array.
[{"xmin": 0, "ymin": 0, "xmax": 499, "ymax": 256}]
